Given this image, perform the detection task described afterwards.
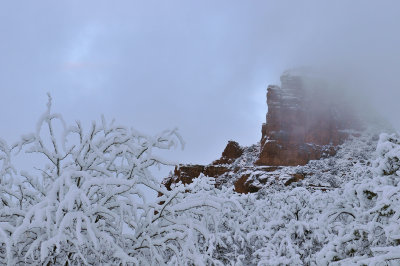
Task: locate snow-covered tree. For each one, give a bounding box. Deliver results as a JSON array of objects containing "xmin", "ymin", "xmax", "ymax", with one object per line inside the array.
[{"xmin": 0, "ymin": 95, "xmax": 226, "ymax": 265}]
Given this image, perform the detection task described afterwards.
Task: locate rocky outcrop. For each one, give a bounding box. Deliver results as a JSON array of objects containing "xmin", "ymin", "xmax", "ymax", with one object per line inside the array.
[
  {"xmin": 257, "ymin": 72, "xmax": 360, "ymax": 166},
  {"xmin": 164, "ymin": 141, "xmax": 244, "ymax": 191},
  {"xmin": 234, "ymin": 174, "xmax": 261, "ymax": 193},
  {"xmin": 164, "ymin": 164, "xmax": 230, "ymax": 190},
  {"xmin": 163, "ymin": 71, "xmax": 363, "ymax": 193},
  {"xmin": 212, "ymin": 141, "xmax": 243, "ymax": 165}
]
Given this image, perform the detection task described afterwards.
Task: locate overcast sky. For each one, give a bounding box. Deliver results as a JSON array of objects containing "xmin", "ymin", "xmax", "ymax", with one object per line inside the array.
[{"xmin": 1, "ymin": 1, "xmax": 400, "ymax": 176}]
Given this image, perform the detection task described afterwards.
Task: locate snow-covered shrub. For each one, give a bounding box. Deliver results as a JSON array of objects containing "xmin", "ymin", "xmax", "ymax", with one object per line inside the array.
[
  {"xmin": 0, "ymin": 95, "xmax": 228, "ymax": 265},
  {"xmin": 2, "ymin": 95, "xmax": 400, "ymax": 265},
  {"xmin": 375, "ymin": 133, "xmax": 400, "ymax": 177},
  {"xmin": 315, "ymin": 133, "xmax": 400, "ymax": 265},
  {"xmin": 0, "ymin": 137, "xmax": 19, "ymax": 264},
  {"xmin": 206, "ymin": 132, "xmax": 400, "ymax": 265}
]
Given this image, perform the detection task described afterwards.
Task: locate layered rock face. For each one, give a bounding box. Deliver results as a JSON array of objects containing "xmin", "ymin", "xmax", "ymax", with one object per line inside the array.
[
  {"xmin": 164, "ymin": 71, "xmax": 362, "ymax": 193},
  {"xmin": 257, "ymin": 72, "xmax": 359, "ymax": 166}
]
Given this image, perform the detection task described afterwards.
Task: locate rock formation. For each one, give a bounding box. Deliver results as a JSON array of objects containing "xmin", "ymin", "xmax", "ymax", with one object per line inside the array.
[
  {"xmin": 164, "ymin": 70, "xmax": 362, "ymax": 193},
  {"xmin": 257, "ymin": 72, "xmax": 360, "ymax": 166}
]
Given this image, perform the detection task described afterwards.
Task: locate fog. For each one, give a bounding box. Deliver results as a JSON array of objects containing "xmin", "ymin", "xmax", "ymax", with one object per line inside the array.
[{"xmin": 0, "ymin": 1, "xmax": 399, "ymax": 176}]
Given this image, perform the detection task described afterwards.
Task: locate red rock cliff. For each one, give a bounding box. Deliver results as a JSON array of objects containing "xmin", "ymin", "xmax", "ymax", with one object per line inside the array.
[
  {"xmin": 164, "ymin": 71, "xmax": 362, "ymax": 193},
  {"xmin": 257, "ymin": 72, "xmax": 359, "ymax": 166}
]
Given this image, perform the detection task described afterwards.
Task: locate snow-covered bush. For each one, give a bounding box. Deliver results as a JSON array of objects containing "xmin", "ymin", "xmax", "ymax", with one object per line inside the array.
[
  {"xmin": 0, "ymin": 95, "xmax": 227, "ymax": 265},
  {"xmin": 198, "ymin": 132, "xmax": 400, "ymax": 265},
  {"xmin": 375, "ymin": 133, "xmax": 400, "ymax": 177},
  {"xmin": 2, "ymin": 95, "xmax": 400, "ymax": 265},
  {"xmin": 316, "ymin": 133, "xmax": 400, "ymax": 265}
]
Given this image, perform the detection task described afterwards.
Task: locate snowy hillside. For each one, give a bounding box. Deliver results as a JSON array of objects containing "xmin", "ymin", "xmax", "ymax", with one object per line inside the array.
[{"xmin": 167, "ymin": 129, "xmax": 400, "ymax": 265}]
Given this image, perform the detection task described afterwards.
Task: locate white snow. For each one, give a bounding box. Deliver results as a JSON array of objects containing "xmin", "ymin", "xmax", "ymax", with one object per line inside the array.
[{"xmin": 1, "ymin": 96, "xmax": 400, "ymax": 265}]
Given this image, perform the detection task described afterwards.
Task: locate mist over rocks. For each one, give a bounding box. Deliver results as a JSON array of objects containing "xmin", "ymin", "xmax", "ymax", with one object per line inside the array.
[
  {"xmin": 165, "ymin": 70, "xmax": 367, "ymax": 193},
  {"xmin": 257, "ymin": 70, "xmax": 362, "ymax": 166}
]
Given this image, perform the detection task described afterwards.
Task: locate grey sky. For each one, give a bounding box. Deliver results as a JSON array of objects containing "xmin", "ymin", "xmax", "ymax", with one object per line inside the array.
[{"xmin": 1, "ymin": 1, "xmax": 400, "ymax": 173}]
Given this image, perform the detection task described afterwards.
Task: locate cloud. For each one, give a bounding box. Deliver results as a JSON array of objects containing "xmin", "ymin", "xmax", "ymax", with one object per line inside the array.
[{"xmin": 0, "ymin": 0, "xmax": 399, "ymax": 172}]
